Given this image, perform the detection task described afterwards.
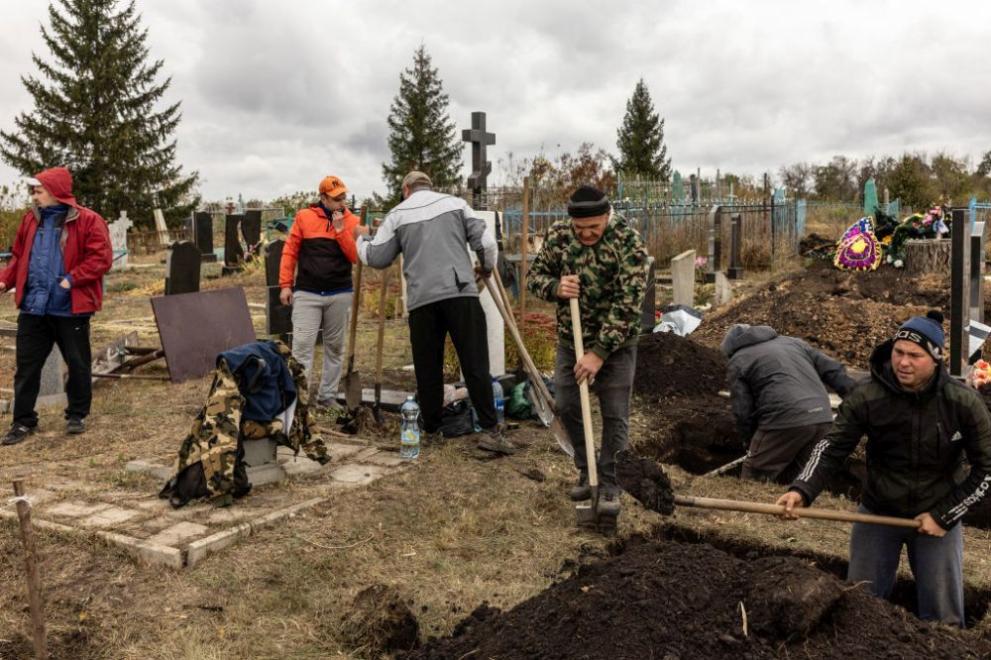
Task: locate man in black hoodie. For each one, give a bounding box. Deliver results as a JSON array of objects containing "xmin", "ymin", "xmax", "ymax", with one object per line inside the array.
[
  {"xmin": 721, "ymin": 323, "xmax": 855, "ymax": 482},
  {"xmin": 777, "ymin": 312, "xmax": 991, "ymax": 626}
]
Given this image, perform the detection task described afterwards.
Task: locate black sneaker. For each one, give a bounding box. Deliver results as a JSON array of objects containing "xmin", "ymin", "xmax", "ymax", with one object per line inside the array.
[
  {"xmin": 569, "ymin": 474, "xmax": 591, "ymax": 501},
  {"xmin": 477, "ymin": 426, "xmax": 517, "ymax": 455},
  {"xmin": 66, "ymin": 418, "xmax": 86, "ymax": 435},
  {"xmin": 2, "ymin": 424, "xmax": 37, "ymax": 446}
]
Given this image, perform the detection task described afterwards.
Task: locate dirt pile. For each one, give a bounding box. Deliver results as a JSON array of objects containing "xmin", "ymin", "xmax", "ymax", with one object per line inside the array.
[
  {"xmin": 406, "ymin": 538, "xmax": 989, "ymax": 660},
  {"xmin": 694, "ymin": 261, "xmax": 951, "ymax": 369},
  {"xmin": 340, "ymin": 584, "xmax": 420, "ymax": 656},
  {"xmin": 615, "ymin": 451, "xmax": 675, "ymax": 514},
  {"xmin": 634, "ymin": 331, "xmax": 727, "ymax": 401}
]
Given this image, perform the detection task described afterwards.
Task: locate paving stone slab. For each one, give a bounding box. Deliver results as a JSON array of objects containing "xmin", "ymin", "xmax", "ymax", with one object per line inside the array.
[
  {"xmin": 147, "ymin": 521, "xmax": 210, "ymax": 547},
  {"xmin": 362, "ymin": 452, "xmax": 406, "ymax": 468},
  {"xmin": 322, "ymin": 443, "xmax": 366, "ymax": 461},
  {"xmin": 45, "ymin": 501, "xmax": 112, "ymax": 518},
  {"xmin": 79, "ymin": 505, "xmax": 141, "ymax": 528},
  {"xmin": 280, "ymin": 455, "xmax": 325, "ymax": 477},
  {"xmin": 125, "ymin": 460, "xmax": 172, "ymax": 481},
  {"xmin": 204, "ymin": 508, "xmax": 260, "ymax": 525},
  {"xmin": 329, "ymin": 463, "xmax": 387, "ymax": 486}
]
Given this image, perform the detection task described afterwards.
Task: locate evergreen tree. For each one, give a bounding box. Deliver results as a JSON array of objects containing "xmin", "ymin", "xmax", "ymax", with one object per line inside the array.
[
  {"xmin": 616, "ymin": 78, "xmax": 671, "ymax": 181},
  {"xmin": 382, "ymin": 46, "xmax": 462, "ymax": 204},
  {"xmin": 0, "ymin": 0, "xmax": 199, "ymax": 228}
]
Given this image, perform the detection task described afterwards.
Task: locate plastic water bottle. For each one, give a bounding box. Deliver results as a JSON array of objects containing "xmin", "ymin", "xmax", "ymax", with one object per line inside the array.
[
  {"xmin": 399, "ymin": 396, "xmax": 421, "ymax": 460},
  {"xmin": 492, "ymin": 378, "xmax": 505, "ymax": 425}
]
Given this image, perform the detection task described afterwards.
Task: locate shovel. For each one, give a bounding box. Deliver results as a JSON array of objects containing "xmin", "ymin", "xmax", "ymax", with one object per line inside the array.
[
  {"xmin": 569, "ymin": 297, "xmax": 614, "ymax": 533},
  {"xmin": 482, "ymin": 273, "xmax": 573, "ymax": 455},
  {"xmin": 371, "ymin": 264, "xmax": 392, "ymax": 424},
  {"xmin": 341, "ymin": 206, "xmax": 368, "ymax": 411},
  {"xmin": 615, "ymin": 451, "xmax": 922, "ymax": 529}
]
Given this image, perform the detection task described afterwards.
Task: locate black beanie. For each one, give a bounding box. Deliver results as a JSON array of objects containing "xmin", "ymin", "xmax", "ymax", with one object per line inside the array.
[
  {"xmin": 893, "ymin": 310, "xmax": 945, "ymax": 362},
  {"xmin": 567, "ymin": 185, "xmax": 610, "ymax": 218}
]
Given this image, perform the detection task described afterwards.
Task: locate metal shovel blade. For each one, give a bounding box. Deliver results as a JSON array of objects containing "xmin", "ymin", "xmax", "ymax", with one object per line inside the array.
[{"xmin": 343, "ymin": 370, "xmax": 362, "ymax": 411}]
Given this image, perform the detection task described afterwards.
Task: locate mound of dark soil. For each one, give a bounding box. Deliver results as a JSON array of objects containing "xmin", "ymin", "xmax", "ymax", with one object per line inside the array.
[
  {"xmin": 635, "ymin": 332, "xmax": 727, "ymax": 401},
  {"xmin": 407, "ymin": 539, "xmax": 989, "ymax": 660},
  {"xmin": 633, "ymin": 392, "xmax": 742, "ymax": 473},
  {"xmin": 340, "ymin": 584, "xmax": 419, "ymax": 656},
  {"xmin": 694, "ymin": 261, "xmax": 951, "ymax": 369},
  {"xmin": 615, "ymin": 451, "xmax": 675, "ymax": 514}
]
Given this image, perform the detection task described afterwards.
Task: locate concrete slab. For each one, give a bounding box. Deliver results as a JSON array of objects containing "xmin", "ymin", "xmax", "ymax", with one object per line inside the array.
[
  {"xmin": 79, "ymin": 505, "xmax": 141, "ymax": 528},
  {"xmin": 147, "ymin": 521, "xmax": 209, "ymax": 547},
  {"xmin": 247, "ymin": 463, "xmax": 286, "ymax": 487},
  {"xmin": 353, "ymin": 447, "xmax": 382, "ymax": 462},
  {"xmin": 186, "ymin": 523, "xmax": 252, "ymax": 568},
  {"xmin": 204, "ymin": 508, "xmax": 259, "ymax": 525},
  {"xmin": 125, "ymin": 460, "xmax": 172, "ymax": 482},
  {"xmin": 46, "ymin": 501, "xmax": 111, "ymax": 518},
  {"xmin": 362, "ymin": 452, "xmax": 406, "ymax": 468},
  {"xmin": 98, "ymin": 531, "xmax": 183, "ymax": 569},
  {"xmin": 280, "ymin": 455, "xmax": 325, "ymax": 477},
  {"xmin": 0, "ymin": 488, "xmax": 56, "ymax": 510},
  {"xmin": 322, "ymin": 443, "xmax": 366, "ymax": 461},
  {"xmin": 329, "ymin": 463, "xmax": 387, "ymax": 486}
]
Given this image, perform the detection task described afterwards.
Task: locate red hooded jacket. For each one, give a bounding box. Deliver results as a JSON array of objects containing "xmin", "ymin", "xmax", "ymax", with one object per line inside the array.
[{"xmin": 0, "ymin": 167, "xmax": 113, "ymax": 314}]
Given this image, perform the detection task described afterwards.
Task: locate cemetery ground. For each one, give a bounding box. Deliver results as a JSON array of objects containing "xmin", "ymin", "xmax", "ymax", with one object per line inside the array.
[{"xmin": 2, "ymin": 255, "xmax": 991, "ymax": 658}]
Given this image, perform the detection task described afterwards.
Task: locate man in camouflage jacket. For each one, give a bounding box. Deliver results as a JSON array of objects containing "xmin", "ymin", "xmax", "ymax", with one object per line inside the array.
[{"xmin": 528, "ymin": 185, "xmax": 648, "ymax": 516}]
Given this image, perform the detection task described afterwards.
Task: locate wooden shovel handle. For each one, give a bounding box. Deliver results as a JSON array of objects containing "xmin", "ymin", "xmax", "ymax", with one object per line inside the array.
[
  {"xmin": 344, "ymin": 207, "xmax": 368, "ymax": 369},
  {"xmin": 569, "ymin": 297, "xmax": 598, "ymax": 490},
  {"xmin": 673, "ymin": 495, "xmax": 922, "ymax": 529}
]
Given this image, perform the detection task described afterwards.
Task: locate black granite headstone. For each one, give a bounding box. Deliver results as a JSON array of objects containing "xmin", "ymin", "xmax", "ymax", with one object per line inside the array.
[
  {"xmin": 727, "ymin": 214, "xmax": 744, "ymax": 280},
  {"xmin": 266, "ymin": 287, "xmax": 293, "ymax": 336},
  {"xmin": 222, "ymin": 214, "xmax": 245, "ymax": 275},
  {"xmin": 165, "ymin": 241, "xmax": 202, "ymax": 295},
  {"xmin": 265, "ymin": 239, "xmax": 285, "ymax": 287},
  {"xmin": 242, "ymin": 210, "xmax": 262, "ymax": 255},
  {"xmin": 193, "ymin": 212, "xmax": 217, "ymax": 263}
]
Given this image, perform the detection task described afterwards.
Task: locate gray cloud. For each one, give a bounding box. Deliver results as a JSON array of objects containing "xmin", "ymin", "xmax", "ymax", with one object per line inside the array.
[{"xmin": 1, "ymin": 0, "xmax": 990, "ymax": 206}]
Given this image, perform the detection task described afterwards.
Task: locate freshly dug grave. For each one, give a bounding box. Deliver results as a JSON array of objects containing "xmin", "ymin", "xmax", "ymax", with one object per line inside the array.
[
  {"xmin": 407, "ymin": 537, "xmax": 988, "ymax": 660},
  {"xmin": 693, "ymin": 261, "xmax": 951, "ymax": 369},
  {"xmin": 634, "ymin": 331, "xmax": 727, "ymax": 401}
]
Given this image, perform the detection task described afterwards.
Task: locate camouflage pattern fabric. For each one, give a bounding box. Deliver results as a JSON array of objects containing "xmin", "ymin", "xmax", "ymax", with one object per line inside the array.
[
  {"xmin": 527, "ymin": 212, "xmax": 648, "ymax": 358},
  {"xmin": 170, "ymin": 340, "xmax": 329, "ymax": 501}
]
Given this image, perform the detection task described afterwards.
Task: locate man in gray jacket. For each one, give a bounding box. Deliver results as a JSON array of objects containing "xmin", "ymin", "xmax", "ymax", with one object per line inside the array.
[
  {"xmin": 357, "ymin": 171, "xmax": 515, "ymax": 455},
  {"xmin": 722, "ymin": 324, "xmax": 856, "ymax": 482}
]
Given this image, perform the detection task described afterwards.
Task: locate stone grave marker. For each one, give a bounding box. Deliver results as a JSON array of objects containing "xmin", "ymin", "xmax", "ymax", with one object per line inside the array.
[
  {"xmin": 971, "ymin": 221, "xmax": 985, "ymax": 323},
  {"xmin": 265, "ymin": 239, "xmax": 292, "ymax": 336},
  {"xmin": 223, "ymin": 214, "xmax": 245, "ymax": 275},
  {"xmin": 241, "ymin": 210, "xmax": 262, "ymax": 256},
  {"xmin": 192, "ymin": 212, "xmax": 217, "ymax": 263},
  {"xmin": 950, "ymin": 209, "xmax": 970, "ymax": 377},
  {"xmin": 670, "ymin": 250, "xmax": 696, "ymax": 308},
  {"xmin": 469, "ymin": 210, "xmax": 505, "ymax": 375},
  {"xmin": 705, "ymin": 205, "xmax": 723, "ymax": 283},
  {"xmin": 714, "ymin": 271, "xmax": 733, "ymax": 306},
  {"xmin": 727, "ymin": 214, "xmax": 744, "ymax": 279},
  {"xmin": 165, "ymin": 241, "xmax": 202, "ymax": 295},
  {"xmin": 109, "ymin": 211, "xmax": 132, "ymax": 270}
]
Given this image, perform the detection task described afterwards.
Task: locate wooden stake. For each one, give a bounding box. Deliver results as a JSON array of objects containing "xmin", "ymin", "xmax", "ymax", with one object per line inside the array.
[
  {"xmin": 12, "ymin": 480, "xmax": 47, "ymax": 660},
  {"xmin": 518, "ymin": 176, "xmax": 531, "ymax": 338}
]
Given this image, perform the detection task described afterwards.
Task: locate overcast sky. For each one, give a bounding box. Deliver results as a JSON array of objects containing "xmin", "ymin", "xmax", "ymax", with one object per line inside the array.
[{"xmin": 1, "ymin": 0, "xmax": 989, "ymax": 204}]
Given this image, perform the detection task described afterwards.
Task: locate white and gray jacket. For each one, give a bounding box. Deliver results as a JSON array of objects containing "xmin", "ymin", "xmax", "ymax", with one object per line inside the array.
[{"xmin": 357, "ymin": 190, "xmax": 497, "ymax": 311}]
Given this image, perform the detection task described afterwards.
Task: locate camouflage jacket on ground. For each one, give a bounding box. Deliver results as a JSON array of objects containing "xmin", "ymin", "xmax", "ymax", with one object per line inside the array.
[
  {"xmin": 167, "ymin": 340, "xmax": 329, "ymax": 503},
  {"xmin": 527, "ymin": 212, "xmax": 648, "ymax": 358}
]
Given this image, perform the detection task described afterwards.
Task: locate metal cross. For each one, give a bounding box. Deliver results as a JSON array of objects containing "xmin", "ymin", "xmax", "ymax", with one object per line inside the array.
[{"xmin": 462, "ymin": 111, "xmax": 495, "ymax": 209}]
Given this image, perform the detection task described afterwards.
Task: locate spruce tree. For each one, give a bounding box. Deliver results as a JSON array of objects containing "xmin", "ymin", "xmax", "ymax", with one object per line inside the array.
[
  {"xmin": 616, "ymin": 78, "xmax": 672, "ymax": 181},
  {"xmin": 0, "ymin": 0, "xmax": 199, "ymax": 228},
  {"xmin": 382, "ymin": 46, "xmax": 462, "ymax": 204}
]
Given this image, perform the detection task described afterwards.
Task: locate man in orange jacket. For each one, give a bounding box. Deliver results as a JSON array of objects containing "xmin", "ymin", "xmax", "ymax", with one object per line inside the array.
[
  {"xmin": 278, "ymin": 175, "xmax": 368, "ymax": 407},
  {"xmin": 0, "ymin": 167, "xmax": 112, "ymax": 445}
]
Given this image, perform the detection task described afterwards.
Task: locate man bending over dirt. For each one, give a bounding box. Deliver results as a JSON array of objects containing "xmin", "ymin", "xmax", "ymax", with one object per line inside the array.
[
  {"xmin": 777, "ymin": 312, "xmax": 991, "ymax": 626},
  {"xmin": 721, "ymin": 323, "xmax": 855, "ymax": 482},
  {"xmin": 528, "ymin": 185, "xmax": 648, "ymax": 517}
]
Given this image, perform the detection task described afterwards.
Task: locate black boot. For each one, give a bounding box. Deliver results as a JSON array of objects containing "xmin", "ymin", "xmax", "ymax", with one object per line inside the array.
[{"xmin": 569, "ymin": 473, "xmax": 591, "ymax": 501}]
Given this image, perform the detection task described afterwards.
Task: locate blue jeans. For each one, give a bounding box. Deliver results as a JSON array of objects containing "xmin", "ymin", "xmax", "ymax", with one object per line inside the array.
[{"xmin": 848, "ymin": 505, "xmax": 964, "ymax": 626}]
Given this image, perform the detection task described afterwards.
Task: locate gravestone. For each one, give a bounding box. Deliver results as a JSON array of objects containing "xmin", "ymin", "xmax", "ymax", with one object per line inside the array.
[
  {"xmin": 108, "ymin": 211, "xmax": 132, "ymax": 270},
  {"xmin": 264, "ymin": 239, "xmax": 292, "ymax": 336},
  {"xmin": 714, "ymin": 272, "xmax": 733, "ymax": 306},
  {"xmin": 641, "ymin": 257, "xmax": 656, "ymax": 333},
  {"xmin": 971, "ymin": 222, "xmax": 986, "ymax": 323},
  {"xmin": 153, "ymin": 208, "xmax": 170, "ymax": 244},
  {"xmin": 950, "ymin": 209, "xmax": 970, "ymax": 377},
  {"xmin": 670, "ymin": 250, "xmax": 696, "ymax": 308},
  {"xmin": 863, "ymin": 178, "xmax": 879, "ymax": 216},
  {"xmin": 705, "ymin": 205, "xmax": 723, "ymax": 283},
  {"xmin": 192, "ymin": 212, "xmax": 217, "ymax": 263},
  {"xmin": 462, "ymin": 111, "xmax": 496, "ymax": 210},
  {"xmin": 689, "ymin": 174, "xmax": 699, "ymax": 204},
  {"xmin": 241, "ymin": 210, "xmax": 262, "ymax": 257},
  {"xmin": 165, "ymin": 241, "xmax": 202, "ymax": 295},
  {"xmin": 727, "ymin": 214, "xmax": 744, "ymax": 279},
  {"xmin": 671, "ymin": 171, "xmax": 684, "ymax": 203},
  {"xmin": 222, "ymin": 214, "xmax": 245, "ymax": 275},
  {"xmin": 470, "ymin": 210, "xmax": 505, "ymax": 375}
]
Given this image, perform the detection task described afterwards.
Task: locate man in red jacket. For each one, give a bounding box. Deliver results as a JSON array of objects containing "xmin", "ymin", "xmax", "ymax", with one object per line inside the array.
[{"xmin": 0, "ymin": 167, "xmax": 112, "ymax": 445}]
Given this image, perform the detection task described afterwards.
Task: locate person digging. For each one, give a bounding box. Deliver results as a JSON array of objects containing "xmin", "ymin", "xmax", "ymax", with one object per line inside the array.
[
  {"xmin": 528, "ymin": 185, "xmax": 648, "ymax": 520},
  {"xmin": 777, "ymin": 312, "xmax": 991, "ymax": 627}
]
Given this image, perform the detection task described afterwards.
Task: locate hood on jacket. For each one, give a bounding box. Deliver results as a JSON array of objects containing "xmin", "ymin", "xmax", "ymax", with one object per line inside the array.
[
  {"xmin": 869, "ymin": 338, "xmax": 948, "ymax": 396},
  {"xmin": 721, "ymin": 323, "xmax": 779, "ymax": 357},
  {"xmin": 32, "ymin": 167, "xmax": 79, "ymax": 208}
]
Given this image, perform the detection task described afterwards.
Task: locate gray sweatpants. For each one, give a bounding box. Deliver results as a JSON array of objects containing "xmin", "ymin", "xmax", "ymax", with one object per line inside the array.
[
  {"xmin": 848, "ymin": 504, "xmax": 965, "ymax": 626},
  {"xmin": 291, "ymin": 290, "xmax": 352, "ymax": 402},
  {"xmin": 554, "ymin": 343, "xmax": 637, "ymax": 487},
  {"xmin": 742, "ymin": 422, "xmax": 832, "ymax": 483}
]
